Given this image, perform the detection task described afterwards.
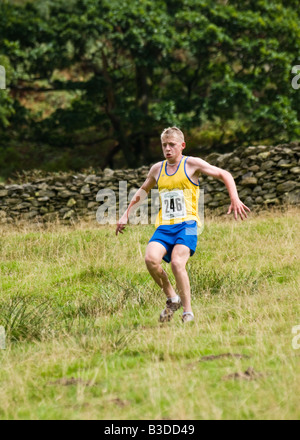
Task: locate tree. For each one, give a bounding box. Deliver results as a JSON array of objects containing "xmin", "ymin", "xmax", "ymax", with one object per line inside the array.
[{"xmin": 0, "ymin": 0, "xmax": 299, "ymax": 174}]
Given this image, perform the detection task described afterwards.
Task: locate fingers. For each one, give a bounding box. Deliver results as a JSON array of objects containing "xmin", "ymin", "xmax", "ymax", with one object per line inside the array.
[
  {"xmin": 115, "ymin": 223, "xmax": 125, "ymax": 236},
  {"xmin": 230, "ymin": 202, "xmax": 251, "ymax": 221}
]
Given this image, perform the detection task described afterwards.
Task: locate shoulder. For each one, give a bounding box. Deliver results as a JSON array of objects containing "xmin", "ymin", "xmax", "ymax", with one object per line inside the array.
[
  {"xmin": 184, "ymin": 156, "xmax": 204, "ymax": 172},
  {"xmin": 149, "ymin": 161, "xmax": 164, "ymax": 172},
  {"xmin": 148, "ymin": 161, "xmax": 164, "ymax": 179},
  {"xmin": 140, "ymin": 162, "xmax": 164, "ymax": 191},
  {"xmin": 184, "ymin": 156, "xmax": 203, "ymax": 165}
]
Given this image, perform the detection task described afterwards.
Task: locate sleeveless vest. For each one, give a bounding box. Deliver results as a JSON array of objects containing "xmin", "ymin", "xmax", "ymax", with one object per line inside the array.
[{"xmin": 155, "ymin": 156, "xmax": 201, "ymax": 228}]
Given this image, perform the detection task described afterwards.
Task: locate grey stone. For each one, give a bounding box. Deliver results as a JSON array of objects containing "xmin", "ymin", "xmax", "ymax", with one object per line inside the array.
[
  {"xmin": 244, "ymin": 196, "xmax": 254, "ymax": 206},
  {"xmin": 255, "ymin": 172, "xmax": 266, "ymax": 178},
  {"xmin": 87, "ymin": 202, "xmax": 98, "ymax": 209},
  {"xmin": 76, "ymin": 201, "xmax": 87, "ymax": 208},
  {"xmin": 84, "ymin": 175, "xmax": 99, "ymax": 184},
  {"xmin": 23, "ymin": 184, "xmax": 35, "ymax": 192},
  {"xmin": 36, "ymin": 190, "xmax": 56, "ymax": 198},
  {"xmin": 278, "ymin": 160, "xmax": 297, "ymax": 168},
  {"xmin": 67, "ymin": 198, "xmax": 77, "ymax": 207},
  {"xmin": 63, "ymin": 210, "xmax": 75, "ymax": 219},
  {"xmin": 43, "ymin": 212, "xmax": 58, "ymax": 222},
  {"xmin": 205, "ymin": 152, "xmax": 221, "ymax": 164},
  {"xmin": 80, "ymin": 185, "xmax": 91, "ymax": 195},
  {"xmin": 258, "ymin": 152, "xmax": 271, "ymax": 160},
  {"xmin": 216, "ymin": 152, "xmax": 233, "ymax": 167},
  {"xmin": 22, "ymin": 211, "xmax": 39, "ymax": 219},
  {"xmin": 276, "ymin": 181, "xmax": 297, "ymax": 192},
  {"xmin": 263, "ymin": 193, "xmax": 276, "ymax": 200},
  {"xmin": 15, "ymin": 202, "xmax": 32, "ymax": 210},
  {"xmin": 244, "ymin": 146, "xmax": 257, "ymax": 156},
  {"xmin": 7, "ymin": 198, "xmax": 22, "ymax": 205},
  {"xmin": 57, "ymin": 190, "xmax": 75, "ymax": 198},
  {"xmin": 239, "ymin": 188, "xmax": 252, "ymax": 197},
  {"xmin": 241, "ymin": 177, "xmax": 258, "ymax": 187},
  {"xmin": 213, "ymin": 192, "xmax": 226, "ymax": 200},
  {"xmin": 248, "ymin": 165, "xmax": 260, "ymax": 172},
  {"xmin": 103, "ymin": 168, "xmax": 115, "ymax": 177},
  {"xmin": 229, "ymin": 157, "xmax": 241, "ymax": 166},
  {"xmin": 282, "ymin": 190, "xmax": 300, "ymax": 204},
  {"xmin": 37, "ymin": 183, "xmax": 49, "ymax": 190},
  {"xmin": 204, "ymin": 194, "xmax": 213, "ymax": 203},
  {"xmin": 262, "ymin": 182, "xmax": 275, "ymax": 190},
  {"xmin": 247, "ymin": 155, "xmax": 258, "ymax": 161},
  {"xmin": 208, "ymin": 201, "xmax": 220, "ymax": 207},
  {"xmin": 242, "ymin": 171, "xmax": 254, "ymax": 178},
  {"xmin": 59, "ymin": 207, "xmax": 70, "ymax": 214},
  {"xmin": 5, "ymin": 184, "xmax": 23, "ymax": 192},
  {"xmin": 261, "ymin": 160, "xmax": 275, "ymax": 171},
  {"xmin": 30, "ymin": 199, "xmax": 39, "ymax": 207},
  {"xmin": 264, "ymin": 198, "xmax": 280, "ymax": 205}
]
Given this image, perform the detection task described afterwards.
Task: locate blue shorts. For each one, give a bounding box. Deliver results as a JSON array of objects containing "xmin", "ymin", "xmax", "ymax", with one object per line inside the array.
[{"xmin": 148, "ymin": 221, "xmax": 198, "ymax": 263}]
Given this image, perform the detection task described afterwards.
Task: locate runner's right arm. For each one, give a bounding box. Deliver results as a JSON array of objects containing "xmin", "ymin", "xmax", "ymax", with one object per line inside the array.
[{"xmin": 115, "ymin": 163, "xmax": 161, "ymax": 235}]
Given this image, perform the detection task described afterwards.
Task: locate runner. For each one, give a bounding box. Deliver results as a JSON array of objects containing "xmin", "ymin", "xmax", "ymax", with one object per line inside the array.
[{"xmin": 116, "ymin": 127, "xmax": 250, "ymax": 323}]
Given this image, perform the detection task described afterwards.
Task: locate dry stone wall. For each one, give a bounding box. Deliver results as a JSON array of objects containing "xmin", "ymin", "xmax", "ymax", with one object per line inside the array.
[{"xmin": 0, "ymin": 141, "xmax": 299, "ymax": 224}]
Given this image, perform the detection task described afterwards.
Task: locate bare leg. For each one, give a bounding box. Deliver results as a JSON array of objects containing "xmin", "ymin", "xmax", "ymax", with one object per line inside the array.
[
  {"xmin": 145, "ymin": 242, "xmax": 177, "ymax": 298},
  {"xmin": 170, "ymin": 244, "xmax": 192, "ymax": 313}
]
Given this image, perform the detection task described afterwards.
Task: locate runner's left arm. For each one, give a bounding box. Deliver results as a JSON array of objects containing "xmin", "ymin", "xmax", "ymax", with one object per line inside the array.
[{"xmin": 192, "ymin": 157, "xmax": 250, "ymax": 221}]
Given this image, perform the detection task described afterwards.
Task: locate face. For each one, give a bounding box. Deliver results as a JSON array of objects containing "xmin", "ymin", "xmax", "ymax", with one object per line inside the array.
[{"xmin": 161, "ymin": 136, "xmax": 185, "ymax": 161}]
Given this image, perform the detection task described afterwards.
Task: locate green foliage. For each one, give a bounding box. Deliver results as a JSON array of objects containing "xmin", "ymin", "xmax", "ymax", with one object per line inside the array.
[{"xmin": 0, "ymin": 0, "xmax": 299, "ymax": 175}]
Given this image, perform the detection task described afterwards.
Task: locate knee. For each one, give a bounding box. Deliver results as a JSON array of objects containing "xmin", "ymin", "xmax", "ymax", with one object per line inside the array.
[
  {"xmin": 171, "ymin": 258, "xmax": 185, "ymax": 274},
  {"xmin": 145, "ymin": 254, "xmax": 159, "ymax": 270}
]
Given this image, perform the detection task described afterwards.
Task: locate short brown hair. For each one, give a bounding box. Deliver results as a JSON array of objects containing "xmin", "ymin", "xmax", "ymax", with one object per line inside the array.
[{"xmin": 160, "ymin": 126, "xmax": 185, "ymax": 143}]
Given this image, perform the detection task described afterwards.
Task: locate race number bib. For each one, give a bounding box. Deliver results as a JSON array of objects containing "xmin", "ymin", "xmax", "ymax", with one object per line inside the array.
[{"xmin": 161, "ymin": 190, "xmax": 186, "ymax": 221}]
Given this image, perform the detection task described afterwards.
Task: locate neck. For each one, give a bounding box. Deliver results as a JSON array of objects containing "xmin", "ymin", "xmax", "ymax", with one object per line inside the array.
[{"xmin": 166, "ymin": 155, "xmax": 183, "ymax": 166}]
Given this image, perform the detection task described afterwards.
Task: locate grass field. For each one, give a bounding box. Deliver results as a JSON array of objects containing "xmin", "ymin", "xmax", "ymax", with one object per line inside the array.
[{"xmin": 0, "ymin": 207, "xmax": 299, "ymax": 420}]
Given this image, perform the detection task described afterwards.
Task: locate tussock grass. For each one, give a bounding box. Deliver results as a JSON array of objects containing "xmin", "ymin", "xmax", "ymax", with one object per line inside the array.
[{"xmin": 0, "ymin": 207, "xmax": 299, "ymax": 419}]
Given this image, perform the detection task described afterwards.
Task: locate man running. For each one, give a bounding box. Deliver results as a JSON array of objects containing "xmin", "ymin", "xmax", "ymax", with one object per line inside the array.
[{"xmin": 116, "ymin": 127, "xmax": 250, "ymax": 323}]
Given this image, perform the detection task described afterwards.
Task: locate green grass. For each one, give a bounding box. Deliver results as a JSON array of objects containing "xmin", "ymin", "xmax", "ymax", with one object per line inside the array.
[{"xmin": 0, "ymin": 207, "xmax": 299, "ymax": 420}]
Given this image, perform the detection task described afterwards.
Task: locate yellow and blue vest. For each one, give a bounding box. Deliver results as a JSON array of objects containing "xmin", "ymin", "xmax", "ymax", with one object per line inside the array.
[{"xmin": 155, "ymin": 156, "xmax": 201, "ymax": 228}]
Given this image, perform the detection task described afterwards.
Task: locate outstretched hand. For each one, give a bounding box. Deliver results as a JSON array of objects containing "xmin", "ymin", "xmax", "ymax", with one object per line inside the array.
[
  {"xmin": 227, "ymin": 198, "xmax": 251, "ymax": 220},
  {"xmin": 116, "ymin": 216, "xmax": 128, "ymax": 235}
]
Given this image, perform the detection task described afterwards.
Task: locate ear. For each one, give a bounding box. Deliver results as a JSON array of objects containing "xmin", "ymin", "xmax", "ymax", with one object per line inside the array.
[{"xmin": 181, "ymin": 142, "xmax": 186, "ymax": 150}]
